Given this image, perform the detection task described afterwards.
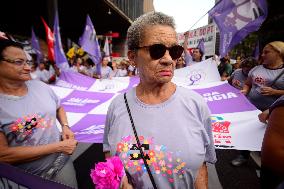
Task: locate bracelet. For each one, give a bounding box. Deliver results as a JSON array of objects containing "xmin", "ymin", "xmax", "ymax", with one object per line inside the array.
[{"xmin": 62, "ymin": 123, "xmax": 69, "ymax": 128}]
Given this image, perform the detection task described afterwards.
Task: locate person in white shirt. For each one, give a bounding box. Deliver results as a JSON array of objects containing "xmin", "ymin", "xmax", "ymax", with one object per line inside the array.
[{"xmin": 183, "ymin": 31, "xmax": 203, "ymax": 66}]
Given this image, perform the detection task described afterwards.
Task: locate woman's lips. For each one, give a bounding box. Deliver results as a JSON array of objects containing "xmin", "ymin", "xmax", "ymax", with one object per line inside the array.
[{"xmin": 159, "ymin": 70, "xmax": 172, "ymax": 76}]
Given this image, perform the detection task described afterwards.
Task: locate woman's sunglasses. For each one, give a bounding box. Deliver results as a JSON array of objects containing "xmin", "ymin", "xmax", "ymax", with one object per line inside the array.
[{"xmin": 136, "ymin": 44, "xmax": 184, "ymax": 60}]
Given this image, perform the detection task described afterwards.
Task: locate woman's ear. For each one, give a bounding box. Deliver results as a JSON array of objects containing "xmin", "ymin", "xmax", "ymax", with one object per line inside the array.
[{"xmin": 127, "ymin": 50, "xmax": 136, "ymax": 66}]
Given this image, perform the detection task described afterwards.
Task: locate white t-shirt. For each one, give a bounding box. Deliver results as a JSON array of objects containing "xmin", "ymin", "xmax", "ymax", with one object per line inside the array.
[{"xmin": 184, "ymin": 51, "xmax": 204, "ymax": 66}]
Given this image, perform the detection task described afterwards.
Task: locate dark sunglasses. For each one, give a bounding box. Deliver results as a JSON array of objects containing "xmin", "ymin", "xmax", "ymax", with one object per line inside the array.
[{"xmin": 136, "ymin": 44, "xmax": 184, "ymax": 60}]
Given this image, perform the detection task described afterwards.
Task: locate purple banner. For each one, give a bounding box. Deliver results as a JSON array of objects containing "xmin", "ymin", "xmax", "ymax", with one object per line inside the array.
[
  {"xmin": 208, "ymin": 0, "xmax": 267, "ymax": 57},
  {"xmin": 72, "ymin": 114, "xmax": 106, "ymax": 143},
  {"xmin": 61, "ymin": 91, "xmax": 114, "ymax": 113},
  {"xmin": 0, "ymin": 163, "xmax": 70, "ymax": 189},
  {"xmin": 193, "ymin": 83, "xmax": 257, "ymax": 114},
  {"xmin": 57, "ymin": 71, "xmax": 96, "ymax": 90}
]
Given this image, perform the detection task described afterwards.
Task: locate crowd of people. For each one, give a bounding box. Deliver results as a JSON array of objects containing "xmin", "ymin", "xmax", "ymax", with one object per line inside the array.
[
  {"xmin": 1, "ymin": 10, "xmax": 284, "ymax": 189},
  {"xmin": 29, "ymin": 55, "xmax": 133, "ymax": 84}
]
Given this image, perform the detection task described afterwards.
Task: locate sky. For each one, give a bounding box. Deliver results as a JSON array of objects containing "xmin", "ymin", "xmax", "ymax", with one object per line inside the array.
[{"xmin": 153, "ymin": 0, "xmax": 215, "ymax": 33}]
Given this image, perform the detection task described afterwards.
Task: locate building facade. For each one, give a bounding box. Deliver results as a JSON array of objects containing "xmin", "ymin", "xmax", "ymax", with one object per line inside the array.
[{"xmin": 0, "ymin": 0, "xmax": 154, "ymax": 58}]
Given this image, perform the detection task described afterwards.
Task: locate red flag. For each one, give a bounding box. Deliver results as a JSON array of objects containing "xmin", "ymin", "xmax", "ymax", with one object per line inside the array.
[{"xmin": 41, "ymin": 17, "xmax": 54, "ymax": 62}]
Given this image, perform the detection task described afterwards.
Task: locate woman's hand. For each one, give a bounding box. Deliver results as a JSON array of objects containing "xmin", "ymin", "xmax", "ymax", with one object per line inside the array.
[
  {"xmin": 58, "ymin": 139, "xmax": 78, "ymax": 155},
  {"xmin": 258, "ymin": 109, "xmax": 269, "ymax": 124},
  {"xmin": 260, "ymin": 86, "xmax": 278, "ymax": 96},
  {"xmin": 121, "ymin": 176, "xmax": 133, "ymax": 189},
  {"xmin": 240, "ymin": 89, "xmax": 248, "ymax": 95},
  {"xmin": 62, "ymin": 126, "xmax": 75, "ymax": 140}
]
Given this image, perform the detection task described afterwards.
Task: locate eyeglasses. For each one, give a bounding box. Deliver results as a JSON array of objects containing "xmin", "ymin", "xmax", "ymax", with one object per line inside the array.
[
  {"xmin": 1, "ymin": 58, "xmax": 33, "ymax": 66},
  {"xmin": 136, "ymin": 44, "xmax": 184, "ymax": 60}
]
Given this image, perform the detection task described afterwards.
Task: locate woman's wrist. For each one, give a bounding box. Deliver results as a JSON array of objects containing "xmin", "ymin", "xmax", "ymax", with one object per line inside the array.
[{"xmin": 62, "ymin": 123, "xmax": 69, "ymax": 128}]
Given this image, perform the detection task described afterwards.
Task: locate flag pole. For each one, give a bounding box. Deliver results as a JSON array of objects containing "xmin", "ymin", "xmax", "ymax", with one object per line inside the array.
[
  {"xmin": 188, "ymin": 12, "xmax": 209, "ymax": 30},
  {"xmin": 187, "ymin": 0, "xmax": 223, "ymax": 31}
]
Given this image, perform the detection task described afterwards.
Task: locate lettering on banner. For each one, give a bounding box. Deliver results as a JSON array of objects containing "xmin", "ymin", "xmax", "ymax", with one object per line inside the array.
[
  {"xmin": 203, "ymin": 92, "xmax": 237, "ymax": 102},
  {"xmin": 56, "ymin": 79, "xmax": 88, "ymax": 90},
  {"xmin": 211, "ymin": 116, "xmax": 234, "ymax": 148},
  {"xmin": 62, "ymin": 97, "xmax": 100, "ymax": 106},
  {"xmin": 73, "ymin": 124, "xmax": 105, "ymax": 135}
]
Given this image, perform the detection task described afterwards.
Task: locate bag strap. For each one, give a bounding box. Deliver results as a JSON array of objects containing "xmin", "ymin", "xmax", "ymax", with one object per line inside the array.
[
  {"xmin": 270, "ymin": 67, "xmax": 284, "ymax": 87},
  {"xmin": 123, "ymin": 93, "xmax": 158, "ymax": 189}
]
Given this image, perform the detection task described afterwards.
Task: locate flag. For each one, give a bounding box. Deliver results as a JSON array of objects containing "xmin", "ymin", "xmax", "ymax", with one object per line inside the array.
[
  {"xmin": 103, "ymin": 37, "xmax": 111, "ymax": 61},
  {"xmin": 41, "ymin": 17, "xmax": 55, "ymax": 62},
  {"xmin": 103, "ymin": 37, "xmax": 110, "ymax": 56},
  {"xmin": 79, "ymin": 15, "xmax": 102, "ymax": 75},
  {"xmin": 208, "ymin": 0, "xmax": 267, "ymax": 57},
  {"xmin": 66, "ymin": 47, "xmax": 75, "ymax": 58},
  {"xmin": 31, "ymin": 28, "xmax": 43, "ymax": 64},
  {"xmin": 77, "ymin": 47, "xmax": 85, "ymax": 56},
  {"xmin": 253, "ymin": 40, "xmax": 260, "ymax": 59},
  {"xmin": 66, "ymin": 43, "xmax": 85, "ymax": 59},
  {"xmin": 53, "ymin": 11, "xmax": 69, "ymax": 70},
  {"xmin": 79, "ymin": 15, "xmax": 101, "ymax": 62},
  {"xmin": 196, "ymin": 38, "xmax": 205, "ymax": 55},
  {"xmin": 72, "ymin": 42, "xmax": 85, "ymax": 56}
]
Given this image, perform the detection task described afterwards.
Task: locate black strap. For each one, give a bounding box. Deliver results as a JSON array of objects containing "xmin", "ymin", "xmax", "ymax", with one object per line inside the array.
[
  {"xmin": 270, "ymin": 67, "xmax": 284, "ymax": 87},
  {"xmin": 124, "ymin": 93, "xmax": 158, "ymax": 189}
]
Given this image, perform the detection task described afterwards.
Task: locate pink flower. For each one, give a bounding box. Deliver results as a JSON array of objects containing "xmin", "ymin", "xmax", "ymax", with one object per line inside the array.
[{"xmin": 90, "ymin": 156, "xmax": 125, "ymax": 189}]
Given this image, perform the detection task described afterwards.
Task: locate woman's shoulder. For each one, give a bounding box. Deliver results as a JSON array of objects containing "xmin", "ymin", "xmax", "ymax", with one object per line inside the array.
[
  {"xmin": 27, "ymin": 79, "xmax": 49, "ymax": 88},
  {"xmin": 109, "ymin": 89, "xmax": 135, "ymax": 108},
  {"xmin": 248, "ymin": 65, "xmax": 262, "ymax": 75}
]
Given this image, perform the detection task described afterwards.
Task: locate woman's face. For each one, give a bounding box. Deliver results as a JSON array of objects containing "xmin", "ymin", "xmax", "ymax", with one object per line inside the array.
[
  {"xmin": 112, "ymin": 62, "xmax": 117, "ymax": 69},
  {"xmin": 261, "ymin": 45, "xmax": 281, "ymax": 65},
  {"xmin": 0, "ymin": 46, "xmax": 31, "ymax": 81},
  {"xmin": 102, "ymin": 57, "xmax": 109, "ymax": 66},
  {"xmin": 130, "ymin": 25, "xmax": 178, "ymax": 85}
]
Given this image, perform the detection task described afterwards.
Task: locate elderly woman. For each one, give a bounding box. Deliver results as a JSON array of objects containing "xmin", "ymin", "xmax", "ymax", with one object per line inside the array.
[
  {"xmin": 103, "ymin": 12, "xmax": 216, "ymax": 189},
  {"xmin": 0, "ymin": 39, "xmax": 78, "ymax": 188}
]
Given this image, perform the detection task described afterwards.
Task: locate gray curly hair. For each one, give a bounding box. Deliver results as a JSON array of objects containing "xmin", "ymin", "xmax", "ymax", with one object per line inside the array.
[{"xmin": 127, "ymin": 11, "xmax": 176, "ymax": 50}]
